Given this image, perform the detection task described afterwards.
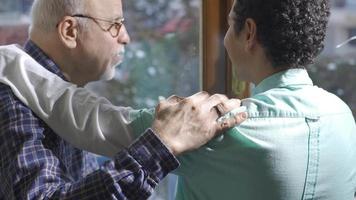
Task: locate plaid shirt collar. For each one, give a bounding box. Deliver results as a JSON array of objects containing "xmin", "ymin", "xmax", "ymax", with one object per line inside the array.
[{"xmin": 24, "ymin": 40, "xmax": 68, "ymax": 81}]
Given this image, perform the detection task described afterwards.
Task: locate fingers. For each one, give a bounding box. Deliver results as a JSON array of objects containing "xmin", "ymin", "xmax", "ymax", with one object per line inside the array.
[
  {"xmin": 213, "ymin": 103, "xmax": 224, "ymax": 118},
  {"xmin": 206, "ymin": 94, "xmax": 229, "ymax": 109},
  {"xmin": 222, "ymin": 99, "xmax": 241, "ymax": 111},
  {"xmin": 208, "ymin": 97, "xmax": 240, "ymax": 120},
  {"xmin": 152, "ymin": 91, "xmax": 248, "ymax": 155},
  {"xmin": 216, "ymin": 111, "xmax": 248, "ymax": 132},
  {"xmin": 201, "ymin": 94, "xmax": 229, "ymax": 118},
  {"xmin": 214, "ymin": 98, "xmax": 241, "ymax": 117}
]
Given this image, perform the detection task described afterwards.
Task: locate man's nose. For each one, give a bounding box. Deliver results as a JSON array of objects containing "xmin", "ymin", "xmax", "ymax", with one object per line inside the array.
[{"xmin": 118, "ymin": 25, "xmax": 130, "ymax": 45}]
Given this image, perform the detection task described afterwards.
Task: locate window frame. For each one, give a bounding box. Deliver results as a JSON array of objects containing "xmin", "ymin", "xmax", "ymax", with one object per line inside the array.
[{"xmin": 202, "ymin": 0, "xmax": 250, "ymax": 98}]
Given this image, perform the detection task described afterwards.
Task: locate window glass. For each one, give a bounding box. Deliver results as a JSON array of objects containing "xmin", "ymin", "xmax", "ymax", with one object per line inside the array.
[
  {"xmin": 309, "ymin": 1, "xmax": 356, "ymax": 118},
  {"xmin": 87, "ymin": 0, "xmax": 201, "ymax": 110},
  {"xmin": 346, "ymin": 0, "xmax": 356, "ymax": 8},
  {"xmin": 88, "ymin": 1, "xmax": 201, "ymax": 199},
  {"xmin": 0, "ymin": 0, "xmax": 201, "ymax": 199},
  {"xmin": 88, "ymin": 2, "xmax": 201, "ymax": 198},
  {"xmin": 348, "ymin": 28, "xmax": 356, "ymax": 46},
  {"xmin": 0, "ymin": 0, "xmax": 31, "ymax": 45}
]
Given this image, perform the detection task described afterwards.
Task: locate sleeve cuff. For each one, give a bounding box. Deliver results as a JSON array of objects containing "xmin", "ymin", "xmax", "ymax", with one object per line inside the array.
[{"xmin": 125, "ymin": 128, "xmax": 180, "ymax": 181}]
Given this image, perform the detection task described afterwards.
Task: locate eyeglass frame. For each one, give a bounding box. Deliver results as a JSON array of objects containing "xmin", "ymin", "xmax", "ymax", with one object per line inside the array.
[{"xmin": 66, "ymin": 14, "xmax": 125, "ymax": 38}]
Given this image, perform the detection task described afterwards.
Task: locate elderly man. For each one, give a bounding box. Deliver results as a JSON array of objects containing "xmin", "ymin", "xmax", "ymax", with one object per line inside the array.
[{"xmin": 0, "ymin": 0, "xmax": 246, "ymax": 199}]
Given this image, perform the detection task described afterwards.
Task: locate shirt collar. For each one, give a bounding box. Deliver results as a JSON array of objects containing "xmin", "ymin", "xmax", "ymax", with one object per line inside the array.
[
  {"xmin": 23, "ymin": 40, "xmax": 67, "ymax": 81},
  {"xmin": 252, "ymin": 68, "xmax": 313, "ymax": 96}
]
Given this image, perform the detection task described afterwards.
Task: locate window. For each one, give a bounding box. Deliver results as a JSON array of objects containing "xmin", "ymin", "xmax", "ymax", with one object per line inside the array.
[
  {"xmin": 333, "ymin": 0, "xmax": 346, "ymax": 7},
  {"xmin": 347, "ymin": 0, "xmax": 356, "ymax": 8},
  {"xmin": 88, "ymin": 0, "xmax": 201, "ymax": 110},
  {"xmin": 108, "ymin": 1, "xmax": 198, "ymax": 199},
  {"xmin": 201, "ymin": 0, "xmax": 249, "ymax": 99},
  {"xmin": 348, "ymin": 28, "xmax": 356, "ymax": 46},
  {"xmin": 89, "ymin": 1, "xmax": 202, "ymax": 199},
  {"xmin": 0, "ymin": 1, "xmax": 202, "ymax": 199},
  {"xmin": 310, "ymin": 3, "xmax": 356, "ymax": 118},
  {"xmin": 0, "ymin": 0, "xmax": 30, "ymax": 45}
]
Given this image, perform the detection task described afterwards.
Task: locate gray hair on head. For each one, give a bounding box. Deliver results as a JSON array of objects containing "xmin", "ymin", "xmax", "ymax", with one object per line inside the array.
[{"xmin": 29, "ymin": 0, "xmax": 88, "ymax": 33}]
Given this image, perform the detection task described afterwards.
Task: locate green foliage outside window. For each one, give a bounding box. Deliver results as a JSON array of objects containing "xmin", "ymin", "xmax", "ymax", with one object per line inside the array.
[{"xmin": 89, "ymin": 0, "xmax": 200, "ymax": 110}]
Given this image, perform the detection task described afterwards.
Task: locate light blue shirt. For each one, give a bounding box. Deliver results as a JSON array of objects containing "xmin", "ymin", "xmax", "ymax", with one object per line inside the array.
[{"xmin": 130, "ymin": 69, "xmax": 356, "ymax": 200}]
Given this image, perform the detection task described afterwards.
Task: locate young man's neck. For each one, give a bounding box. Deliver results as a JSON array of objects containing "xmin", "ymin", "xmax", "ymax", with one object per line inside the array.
[{"xmin": 247, "ymin": 48, "xmax": 280, "ymax": 85}]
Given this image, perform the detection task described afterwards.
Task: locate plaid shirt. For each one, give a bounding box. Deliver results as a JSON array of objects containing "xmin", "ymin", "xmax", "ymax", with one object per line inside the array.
[{"xmin": 0, "ymin": 41, "xmax": 179, "ymax": 200}]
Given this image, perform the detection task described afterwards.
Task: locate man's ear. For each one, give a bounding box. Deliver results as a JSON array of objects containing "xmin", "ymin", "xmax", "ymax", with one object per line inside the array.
[
  {"xmin": 57, "ymin": 16, "xmax": 79, "ymax": 49},
  {"xmin": 244, "ymin": 18, "xmax": 257, "ymax": 51}
]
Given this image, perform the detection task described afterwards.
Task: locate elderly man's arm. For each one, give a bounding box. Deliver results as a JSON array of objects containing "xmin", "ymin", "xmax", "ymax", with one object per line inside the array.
[
  {"xmin": 0, "ymin": 45, "xmax": 246, "ymax": 157},
  {"xmin": 0, "ymin": 94, "xmax": 177, "ymax": 199},
  {"xmin": 0, "ymin": 45, "xmax": 139, "ymax": 157},
  {"xmin": 0, "ymin": 77, "xmax": 245, "ymax": 199}
]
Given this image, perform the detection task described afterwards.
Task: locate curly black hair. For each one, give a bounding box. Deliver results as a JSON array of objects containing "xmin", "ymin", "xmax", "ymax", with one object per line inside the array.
[{"xmin": 233, "ymin": 0, "xmax": 330, "ymax": 69}]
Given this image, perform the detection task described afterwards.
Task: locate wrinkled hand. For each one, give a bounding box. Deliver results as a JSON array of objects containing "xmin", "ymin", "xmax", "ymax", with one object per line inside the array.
[{"xmin": 152, "ymin": 92, "xmax": 247, "ymax": 155}]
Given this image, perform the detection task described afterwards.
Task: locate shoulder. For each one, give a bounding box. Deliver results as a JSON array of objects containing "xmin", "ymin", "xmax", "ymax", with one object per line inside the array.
[
  {"xmin": 242, "ymin": 85, "xmax": 352, "ymax": 118},
  {"xmin": 0, "ymin": 83, "xmax": 45, "ymax": 131},
  {"xmin": 0, "ymin": 83, "xmax": 33, "ymax": 116}
]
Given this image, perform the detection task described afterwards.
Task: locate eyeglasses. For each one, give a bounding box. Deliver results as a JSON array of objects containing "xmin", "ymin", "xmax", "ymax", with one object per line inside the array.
[{"xmin": 71, "ymin": 14, "xmax": 125, "ymax": 38}]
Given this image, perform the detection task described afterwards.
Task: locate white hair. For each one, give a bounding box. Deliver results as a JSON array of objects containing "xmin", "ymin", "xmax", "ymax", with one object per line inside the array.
[{"xmin": 29, "ymin": 0, "xmax": 88, "ymax": 33}]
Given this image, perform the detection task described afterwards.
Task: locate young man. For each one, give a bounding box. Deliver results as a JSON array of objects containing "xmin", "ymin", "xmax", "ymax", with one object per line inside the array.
[
  {"xmin": 173, "ymin": 0, "xmax": 355, "ymax": 199},
  {"xmin": 1, "ymin": 0, "xmax": 355, "ymax": 199},
  {"xmin": 0, "ymin": 0, "xmax": 246, "ymax": 199}
]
